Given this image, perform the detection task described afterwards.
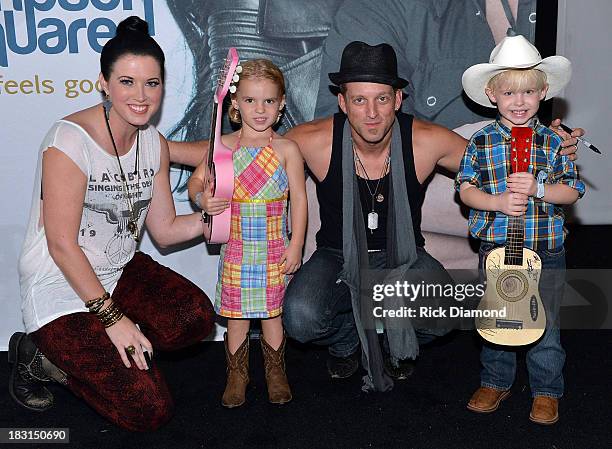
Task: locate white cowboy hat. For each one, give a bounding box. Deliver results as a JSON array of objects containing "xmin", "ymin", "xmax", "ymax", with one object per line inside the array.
[{"xmin": 462, "ymin": 34, "xmax": 572, "ymax": 107}]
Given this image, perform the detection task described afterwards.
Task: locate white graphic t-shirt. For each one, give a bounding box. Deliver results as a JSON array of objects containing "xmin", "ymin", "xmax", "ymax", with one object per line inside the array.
[{"xmin": 19, "ymin": 120, "xmax": 161, "ymax": 332}]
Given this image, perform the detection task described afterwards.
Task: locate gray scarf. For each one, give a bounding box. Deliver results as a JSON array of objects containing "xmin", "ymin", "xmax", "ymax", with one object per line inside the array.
[{"xmin": 340, "ymin": 118, "xmax": 419, "ymax": 392}]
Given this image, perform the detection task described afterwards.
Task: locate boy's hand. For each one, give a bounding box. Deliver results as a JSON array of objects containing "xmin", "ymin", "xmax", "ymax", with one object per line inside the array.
[
  {"xmin": 496, "ymin": 190, "xmax": 528, "ymax": 216},
  {"xmin": 280, "ymin": 243, "xmax": 303, "ymax": 274},
  {"xmin": 199, "ymin": 180, "xmax": 230, "ymax": 216},
  {"xmin": 550, "ymin": 118, "xmax": 583, "ymax": 161},
  {"xmin": 507, "ymin": 172, "xmax": 537, "ymax": 197}
]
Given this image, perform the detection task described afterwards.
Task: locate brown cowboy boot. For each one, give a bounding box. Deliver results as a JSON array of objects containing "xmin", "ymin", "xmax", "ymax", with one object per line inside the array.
[
  {"xmin": 221, "ymin": 333, "xmax": 249, "ymax": 408},
  {"xmin": 529, "ymin": 396, "xmax": 559, "ymax": 425},
  {"xmin": 8, "ymin": 332, "xmax": 68, "ymax": 412},
  {"xmin": 260, "ymin": 334, "xmax": 292, "ymax": 404}
]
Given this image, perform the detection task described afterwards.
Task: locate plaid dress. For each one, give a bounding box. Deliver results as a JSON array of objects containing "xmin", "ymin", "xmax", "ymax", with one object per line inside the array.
[{"xmin": 215, "ymin": 144, "xmax": 289, "ymax": 318}]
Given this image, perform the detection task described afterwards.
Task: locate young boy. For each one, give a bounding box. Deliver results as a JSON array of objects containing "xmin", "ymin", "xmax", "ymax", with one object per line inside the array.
[{"xmin": 456, "ymin": 34, "xmax": 585, "ymax": 425}]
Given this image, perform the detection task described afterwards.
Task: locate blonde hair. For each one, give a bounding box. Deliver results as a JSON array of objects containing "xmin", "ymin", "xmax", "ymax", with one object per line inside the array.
[
  {"xmin": 228, "ymin": 59, "xmax": 286, "ymax": 124},
  {"xmin": 487, "ymin": 68, "xmax": 548, "ymax": 93}
]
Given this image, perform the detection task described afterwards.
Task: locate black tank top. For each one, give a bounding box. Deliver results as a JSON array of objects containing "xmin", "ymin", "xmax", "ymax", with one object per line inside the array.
[{"xmin": 315, "ymin": 112, "xmax": 425, "ymax": 250}]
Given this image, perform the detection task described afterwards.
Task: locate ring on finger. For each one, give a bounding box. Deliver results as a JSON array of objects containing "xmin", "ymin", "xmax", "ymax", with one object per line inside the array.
[{"xmin": 126, "ymin": 345, "xmax": 136, "ymax": 356}]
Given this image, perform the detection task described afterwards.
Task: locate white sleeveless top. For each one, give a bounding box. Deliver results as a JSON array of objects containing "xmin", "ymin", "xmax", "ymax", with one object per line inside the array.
[{"xmin": 19, "ymin": 120, "xmax": 161, "ymax": 332}]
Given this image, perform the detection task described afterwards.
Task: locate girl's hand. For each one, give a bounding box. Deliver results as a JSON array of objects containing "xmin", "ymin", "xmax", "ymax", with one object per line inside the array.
[
  {"xmin": 105, "ymin": 310, "xmax": 153, "ymax": 370},
  {"xmin": 280, "ymin": 243, "xmax": 303, "ymax": 274},
  {"xmin": 507, "ymin": 172, "xmax": 537, "ymax": 197},
  {"xmin": 198, "ymin": 180, "xmax": 230, "ymax": 216}
]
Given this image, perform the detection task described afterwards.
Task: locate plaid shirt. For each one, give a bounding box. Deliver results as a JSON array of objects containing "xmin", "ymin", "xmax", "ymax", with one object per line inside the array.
[{"xmin": 455, "ymin": 119, "xmax": 585, "ymax": 250}]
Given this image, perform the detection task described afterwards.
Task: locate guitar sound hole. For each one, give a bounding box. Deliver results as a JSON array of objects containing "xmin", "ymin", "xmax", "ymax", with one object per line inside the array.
[
  {"xmin": 496, "ymin": 270, "xmax": 528, "ymax": 302},
  {"xmin": 501, "ymin": 275, "xmax": 520, "ymax": 294}
]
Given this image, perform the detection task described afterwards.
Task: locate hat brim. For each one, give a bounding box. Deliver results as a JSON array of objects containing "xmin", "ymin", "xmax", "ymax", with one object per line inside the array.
[
  {"xmin": 462, "ymin": 56, "xmax": 572, "ymax": 107},
  {"xmin": 328, "ymin": 72, "xmax": 408, "ymax": 89}
]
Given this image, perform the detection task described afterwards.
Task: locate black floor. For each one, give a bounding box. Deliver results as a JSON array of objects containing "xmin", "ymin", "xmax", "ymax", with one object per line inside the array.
[{"xmin": 1, "ymin": 225, "xmax": 610, "ymax": 449}]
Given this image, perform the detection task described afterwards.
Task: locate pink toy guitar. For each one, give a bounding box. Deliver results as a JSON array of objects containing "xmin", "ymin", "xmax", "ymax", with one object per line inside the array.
[{"xmin": 202, "ymin": 48, "xmax": 240, "ymax": 243}]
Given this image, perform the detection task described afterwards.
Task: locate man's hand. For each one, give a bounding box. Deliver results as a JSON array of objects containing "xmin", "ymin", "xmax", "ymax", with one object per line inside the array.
[
  {"xmin": 550, "ymin": 118, "xmax": 584, "ymax": 161},
  {"xmin": 507, "ymin": 172, "xmax": 537, "ymax": 197}
]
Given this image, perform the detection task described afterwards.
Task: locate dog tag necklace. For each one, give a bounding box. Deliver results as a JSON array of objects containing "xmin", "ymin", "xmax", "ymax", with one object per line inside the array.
[
  {"xmin": 103, "ymin": 106, "xmax": 141, "ymax": 242},
  {"xmin": 353, "ymin": 146, "xmax": 390, "ymax": 233}
]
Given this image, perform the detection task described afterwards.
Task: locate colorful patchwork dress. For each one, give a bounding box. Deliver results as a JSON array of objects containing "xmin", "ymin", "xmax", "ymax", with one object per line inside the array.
[{"xmin": 215, "ymin": 143, "xmax": 289, "ymax": 318}]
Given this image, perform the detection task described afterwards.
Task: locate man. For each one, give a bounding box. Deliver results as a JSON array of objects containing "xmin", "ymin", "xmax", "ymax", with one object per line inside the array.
[{"xmin": 281, "ymin": 42, "xmax": 467, "ymax": 391}]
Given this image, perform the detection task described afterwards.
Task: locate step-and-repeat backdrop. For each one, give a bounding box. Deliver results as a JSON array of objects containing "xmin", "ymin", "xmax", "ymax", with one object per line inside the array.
[{"xmin": 1, "ymin": 1, "xmax": 609, "ymax": 349}]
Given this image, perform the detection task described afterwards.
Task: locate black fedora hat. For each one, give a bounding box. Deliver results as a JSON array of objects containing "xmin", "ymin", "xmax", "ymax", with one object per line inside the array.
[{"xmin": 328, "ymin": 41, "xmax": 408, "ymax": 89}]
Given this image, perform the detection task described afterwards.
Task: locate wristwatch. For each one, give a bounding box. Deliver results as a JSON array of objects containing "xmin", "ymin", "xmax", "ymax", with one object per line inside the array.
[{"xmin": 536, "ymin": 171, "xmax": 547, "ymax": 199}]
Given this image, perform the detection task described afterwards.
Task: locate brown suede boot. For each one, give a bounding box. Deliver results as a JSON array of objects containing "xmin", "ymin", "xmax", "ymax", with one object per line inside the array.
[
  {"xmin": 221, "ymin": 333, "xmax": 249, "ymax": 408},
  {"xmin": 260, "ymin": 334, "xmax": 292, "ymax": 404}
]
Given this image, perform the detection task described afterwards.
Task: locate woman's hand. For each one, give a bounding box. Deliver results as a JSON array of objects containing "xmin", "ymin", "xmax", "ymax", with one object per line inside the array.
[
  {"xmin": 104, "ymin": 309, "xmax": 153, "ymax": 370},
  {"xmin": 280, "ymin": 243, "xmax": 303, "ymax": 274}
]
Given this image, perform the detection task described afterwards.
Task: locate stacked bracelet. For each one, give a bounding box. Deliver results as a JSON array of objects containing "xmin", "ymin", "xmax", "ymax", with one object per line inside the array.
[
  {"xmin": 85, "ymin": 292, "xmax": 124, "ymax": 327},
  {"xmin": 96, "ymin": 301, "xmax": 124, "ymax": 328},
  {"xmin": 85, "ymin": 292, "xmax": 110, "ymax": 314}
]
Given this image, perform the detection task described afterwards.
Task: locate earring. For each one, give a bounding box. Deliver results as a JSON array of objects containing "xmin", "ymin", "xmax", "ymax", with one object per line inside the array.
[
  {"xmin": 275, "ymin": 107, "xmax": 284, "ymax": 125},
  {"xmin": 103, "ymin": 93, "xmax": 112, "ymax": 118}
]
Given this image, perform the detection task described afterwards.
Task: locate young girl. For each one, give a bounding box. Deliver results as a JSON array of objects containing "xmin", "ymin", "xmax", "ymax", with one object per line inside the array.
[{"xmin": 188, "ymin": 59, "xmax": 307, "ymax": 407}]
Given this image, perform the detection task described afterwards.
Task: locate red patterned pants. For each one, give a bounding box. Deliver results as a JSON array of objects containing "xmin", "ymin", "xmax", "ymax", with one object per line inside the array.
[{"xmin": 30, "ymin": 252, "xmax": 215, "ymax": 431}]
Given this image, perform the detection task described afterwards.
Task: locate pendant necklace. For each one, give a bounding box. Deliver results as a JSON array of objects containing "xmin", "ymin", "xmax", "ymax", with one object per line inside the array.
[
  {"xmin": 103, "ymin": 106, "xmax": 141, "ymax": 242},
  {"xmin": 353, "ymin": 145, "xmax": 390, "ymax": 233}
]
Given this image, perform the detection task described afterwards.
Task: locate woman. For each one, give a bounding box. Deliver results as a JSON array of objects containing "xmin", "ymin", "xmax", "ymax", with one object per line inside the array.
[{"xmin": 9, "ymin": 16, "xmax": 214, "ymax": 431}]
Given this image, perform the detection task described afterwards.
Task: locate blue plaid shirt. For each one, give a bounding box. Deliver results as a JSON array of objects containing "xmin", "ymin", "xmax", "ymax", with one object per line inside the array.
[{"xmin": 455, "ymin": 119, "xmax": 585, "ymax": 250}]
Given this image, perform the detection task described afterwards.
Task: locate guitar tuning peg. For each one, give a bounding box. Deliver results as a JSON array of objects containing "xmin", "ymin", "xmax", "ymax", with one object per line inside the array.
[
  {"xmin": 229, "ymin": 85, "xmax": 236, "ymax": 94},
  {"xmin": 233, "ymin": 74, "xmax": 240, "ymax": 83},
  {"xmin": 235, "ymin": 65, "xmax": 243, "ymax": 74}
]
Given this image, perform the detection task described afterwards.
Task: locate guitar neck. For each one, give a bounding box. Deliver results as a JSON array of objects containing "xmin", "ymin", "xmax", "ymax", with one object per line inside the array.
[
  {"xmin": 505, "ymin": 215, "xmax": 525, "ymax": 266},
  {"xmin": 207, "ymin": 101, "xmax": 218, "ymax": 166},
  {"xmin": 208, "ymin": 97, "xmax": 227, "ymax": 161},
  {"xmin": 504, "ymin": 126, "xmax": 533, "ymax": 266}
]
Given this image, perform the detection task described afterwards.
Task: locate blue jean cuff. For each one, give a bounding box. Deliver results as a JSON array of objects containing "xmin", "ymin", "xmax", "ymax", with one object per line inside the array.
[
  {"xmin": 532, "ymin": 391, "xmax": 563, "ymax": 399},
  {"xmin": 481, "ymin": 381, "xmax": 511, "ymax": 391}
]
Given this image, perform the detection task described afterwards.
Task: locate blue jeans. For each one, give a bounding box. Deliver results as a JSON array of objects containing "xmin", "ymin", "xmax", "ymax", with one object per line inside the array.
[
  {"xmin": 478, "ymin": 242, "xmax": 566, "ymax": 398},
  {"xmin": 283, "ymin": 247, "xmax": 442, "ymax": 358}
]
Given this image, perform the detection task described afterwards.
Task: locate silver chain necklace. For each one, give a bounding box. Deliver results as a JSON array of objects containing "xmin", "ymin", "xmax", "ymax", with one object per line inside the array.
[{"xmin": 353, "ymin": 145, "xmax": 390, "ymax": 233}]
